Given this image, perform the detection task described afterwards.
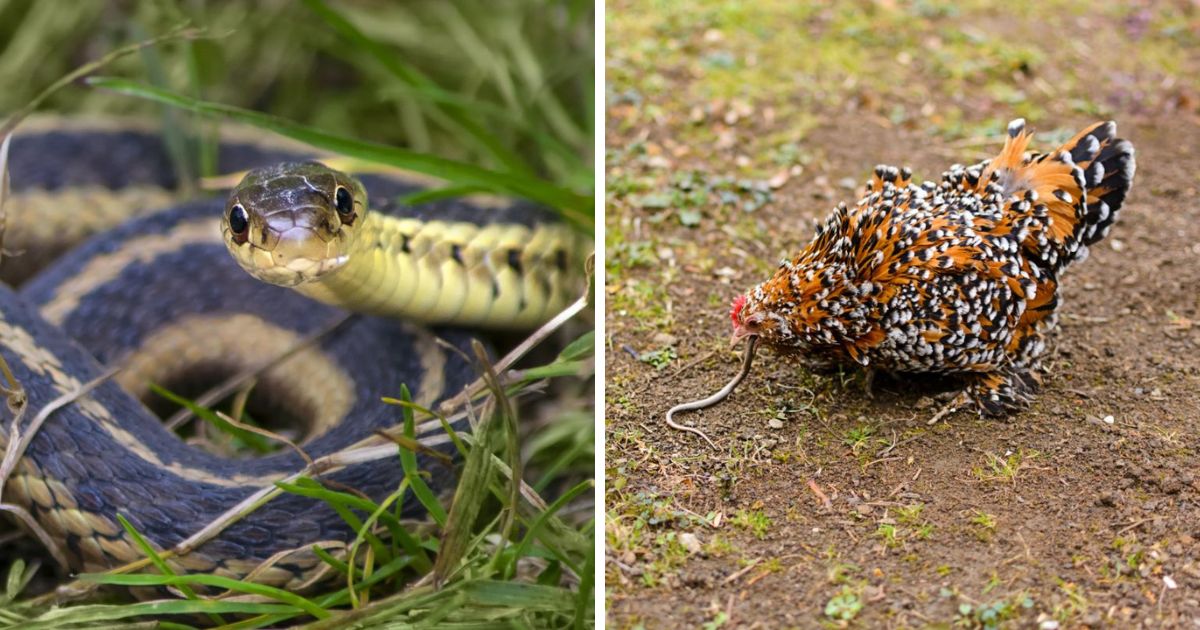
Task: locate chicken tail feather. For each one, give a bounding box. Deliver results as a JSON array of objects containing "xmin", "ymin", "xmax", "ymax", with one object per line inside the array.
[{"xmin": 989, "ymin": 119, "xmax": 1135, "ymax": 272}]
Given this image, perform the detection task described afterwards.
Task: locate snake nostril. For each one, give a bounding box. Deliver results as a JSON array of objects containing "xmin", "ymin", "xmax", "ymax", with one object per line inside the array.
[{"xmin": 229, "ymin": 205, "xmax": 250, "ymax": 237}]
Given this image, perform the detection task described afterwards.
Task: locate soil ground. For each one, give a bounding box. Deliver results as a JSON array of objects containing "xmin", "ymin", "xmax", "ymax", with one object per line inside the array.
[{"xmin": 604, "ymin": 2, "xmax": 1200, "ymax": 627}]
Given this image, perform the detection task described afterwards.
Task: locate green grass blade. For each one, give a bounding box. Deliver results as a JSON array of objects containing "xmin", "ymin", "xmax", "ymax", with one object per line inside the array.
[
  {"xmin": 2, "ymin": 558, "xmax": 35, "ymax": 605},
  {"xmin": 459, "ymin": 579, "xmax": 576, "ymax": 611},
  {"xmin": 16, "ymin": 601, "xmax": 299, "ymax": 630},
  {"xmin": 556, "ymin": 331, "xmax": 595, "ymax": 363},
  {"xmin": 343, "ymin": 480, "xmax": 413, "ymax": 608},
  {"xmin": 157, "ymin": 621, "xmax": 199, "ymax": 630},
  {"xmin": 396, "ymin": 384, "xmax": 448, "ymax": 526},
  {"xmin": 276, "ymin": 477, "xmax": 432, "ymax": 572},
  {"xmin": 485, "ymin": 346, "xmax": 523, "ymax": 578},
  {"xmin": 538, "ymin": 560, "xmax": 563, "ymax": 586},
  {"xmin": 398, "ymin": 184, "xmax": 489, "ymax": 206},
  {"xmin": 300, "ymin": 0, "xmax": 533, "ymax": 176},
  {"xmin": 506, "ymin": 479, "xmax": 593, "ymax": 580},
  {"xmin": 311, "ymin": 544, "xmax": 350, "ymax": 577},
  {"xmin": 379, "ymin": 397, "xmax": 469, "ymax": 457},
  {"xmin": 278, "ymin": 477, "xmax": 439, "ymax": 573},
  {"xmin": 574, "ymin": 543, "xmax": 595, "ymax": 629},
  {"xmin": 148, "ymin": 383, "xmax": 273, "ymax": 453},
  {"xmin": 533, "ymin": 435, "xmax": 591, "ymax": 492},
  {"xmin": 277, "ymin": 478, "xmax": 379, "ymax": 516},
  {"xmin": 375, "ymin": 81, "xmax": 587, "ymax": 174},
  {"xmin": 481, "ymin": 448, "xmax": 588, "ymax": 576},
  {"xmin": 314, "ymin": 554, "xmax": 422, "ymax": 609},
  {"xmin": 131, "ymin": 20, "xmax": 198, "ymax": 193},
  {"xmin": 0, "ymin": 24, "xmax": 202, "ymax": 138},
  {"xmin": 519, "ymin": 360, "xmax": 589, "ymax": 381},
  {"xmin": 230, "ymin": 555, "xmax": 422, "ymax": 629},
  {"xmin": 85, "ymin": 77, "xmax": 592, "ymax": 228},
  {"xmin": 79, "ymin": 573, "xmax": 329, "ymax": 620},
  {"xmin": 116, "ymin": 514, "xmax": 223, "ymax": 626},
  {"xmin": 432, "ymin": 408, "xmax": 496, "ymax": 583},
  {"xmin": 273, "ymin": 479, "xmax": 392, "ymax": 564},
  {"xmin": 299, "ymin": 0, "xmax": 586, "ymax": 178},
  {"xmin": 516, "ymin": 328, "xmax": 595, "ymax": 379}
]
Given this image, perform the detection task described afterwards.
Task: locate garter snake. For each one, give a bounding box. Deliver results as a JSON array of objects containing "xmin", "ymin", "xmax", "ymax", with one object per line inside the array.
[
  {"xmin": 0, "ymin": 119, "xmax": 588, "ymax": 590},
  {"xmin": 222, "ymin": 161, "xmax": 580, "ymax": 329}
]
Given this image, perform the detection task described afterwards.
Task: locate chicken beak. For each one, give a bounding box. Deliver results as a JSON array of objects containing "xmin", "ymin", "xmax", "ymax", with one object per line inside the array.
[{"xmin": 730, "ymin": 326, "xmax": 755, "ymax": 350}]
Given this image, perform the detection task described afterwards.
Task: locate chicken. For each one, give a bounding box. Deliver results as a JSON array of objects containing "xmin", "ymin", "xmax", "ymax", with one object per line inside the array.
[{"xmin": 729, "ymin": 119, "xmax": 1136, "ymax": 415}]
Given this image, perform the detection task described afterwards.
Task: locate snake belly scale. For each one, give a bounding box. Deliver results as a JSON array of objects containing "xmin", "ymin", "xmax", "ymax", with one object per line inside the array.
[{"xmin": 0, "ymin": 121, "xmax": 586, "ymax": 589}]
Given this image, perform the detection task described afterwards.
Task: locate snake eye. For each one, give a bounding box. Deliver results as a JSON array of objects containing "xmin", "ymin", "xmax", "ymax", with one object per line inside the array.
[
  {"xmin": 229, "ymin": 204, "xmax": 249, "ymax": 236},
  {"xmin": 335, "ymin": 187, "xmax": 354, "ymax": 216}
]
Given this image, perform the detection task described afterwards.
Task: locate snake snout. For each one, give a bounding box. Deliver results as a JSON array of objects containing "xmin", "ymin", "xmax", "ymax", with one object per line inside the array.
[{"xmin": 253, "ymin": 215, "xmax": 349, "ymax": 284}]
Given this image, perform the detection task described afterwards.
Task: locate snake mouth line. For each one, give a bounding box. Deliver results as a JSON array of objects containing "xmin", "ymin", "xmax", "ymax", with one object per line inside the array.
[
  {"xmin": 255, "ymin": 246, "xmax": 349, "ymax": 286},
  {"xmin": 228, "ymin": 232, "xmax": 351, "ymax": 287}
]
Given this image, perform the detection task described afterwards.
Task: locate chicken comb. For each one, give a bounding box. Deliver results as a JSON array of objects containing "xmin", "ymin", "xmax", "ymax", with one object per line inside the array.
[{"xmin": 730, "ymin": 294, "xmax": 748, "ymax": 326}]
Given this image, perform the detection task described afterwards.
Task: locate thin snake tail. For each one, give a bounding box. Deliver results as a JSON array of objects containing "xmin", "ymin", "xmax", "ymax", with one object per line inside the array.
[{"xmin": 663, "ymin": 336, "xmax": 758, "ymax": 449}]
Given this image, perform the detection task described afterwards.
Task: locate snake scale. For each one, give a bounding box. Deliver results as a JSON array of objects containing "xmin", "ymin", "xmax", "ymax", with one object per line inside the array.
[{"xmin": 0, "ymin": 118, "xmax": 586, "ymax": 590}]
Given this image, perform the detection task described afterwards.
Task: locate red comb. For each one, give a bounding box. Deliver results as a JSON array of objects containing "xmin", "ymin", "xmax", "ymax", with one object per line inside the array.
[{"xmin": 730, "ymin": 294, "xmax": 747, "ymax": 326}]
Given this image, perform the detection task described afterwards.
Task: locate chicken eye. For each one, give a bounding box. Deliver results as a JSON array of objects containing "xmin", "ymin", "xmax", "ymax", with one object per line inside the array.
[{"xmin": 335, "ymin": 187, "xmax": 354, "ymax": 215}]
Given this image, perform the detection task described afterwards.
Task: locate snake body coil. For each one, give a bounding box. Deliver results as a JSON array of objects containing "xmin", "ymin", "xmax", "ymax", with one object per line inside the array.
[{"xmin": 0, "ymin": 121, "xmax": 584, "ymax": 588}]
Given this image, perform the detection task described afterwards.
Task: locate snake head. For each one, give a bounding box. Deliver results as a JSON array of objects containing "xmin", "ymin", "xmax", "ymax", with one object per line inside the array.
[{"xmin": 222, "ymin": 162, "xmax": 367, "ymax": 287}]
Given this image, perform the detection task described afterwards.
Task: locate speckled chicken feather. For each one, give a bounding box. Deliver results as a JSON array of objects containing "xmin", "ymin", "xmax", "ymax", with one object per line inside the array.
[{"xmin": 731, "ymin": 119, "xmax": 1135, "ymax": 414}]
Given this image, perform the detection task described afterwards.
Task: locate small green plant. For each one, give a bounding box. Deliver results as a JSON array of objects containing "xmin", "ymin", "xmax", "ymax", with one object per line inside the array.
[
  {"xmin": 983, "ymin": 572, "xmax": 1003, "ymax": 594},
  {"xmin": 824, "ymin": 586, "xmax": 864, "ymax": 622},
  {"xmin": 638, "ymin": 346, "xmax": 677, "ymax": 370},
  {"xmin": 609, "ymin": 279, "xmax": 673, "ymax": 330},
  {"xmin": 842, "ymin": 424, "xmax": 876, "ymax": 454},
  {"xmin": 970, "ymin": 511, "xmax": 997, "ymax": 529},
  {"xmin": 874, "ymin": 523, "xmax": 901, "ymax": 549},
  {"xmin": 970, "ymin": 510, "xmax": 998, "ymax": 541},
  {"xmin": 731, "ymin": 509, "xmax": 772, "ymax": 540},
  {"xmin": 705, "ymin": 535, "xmax": 735, "ymax": 557},
  {"xmin": 702, "ymin": 611, "xmax": 729, "ymax": 629},
  {"xmin": 1053, "ymin": 579, "xmax": 1089, "ymax": 622},
  {"xmin": 895, "ymin": 503, "xmax": 925, "ymax": 525},
  {"xmin": 827, "ymin": 562, "xmax": 860, "ymax": 585},
  {"xmin": 641, "ymin": 532, "xmax": 689, "ymax": 587},
  {"xmin": 972, "ymin": 449, "xmax": 1038, "ymax": 483},
  {"xmin": 1103, "ymin": 536, "xmax": 1149, "ymax": 579},
  {"xmin": 761, "ymin": 557, "xmax": 784, "ymax": 573},
  {"xmin": 608, "ymin": 239, "xmax": 657, "ymax": 271},
  {"xmin": 955, "ymin": 593, "xmax": 1034, "ymax": 630}
]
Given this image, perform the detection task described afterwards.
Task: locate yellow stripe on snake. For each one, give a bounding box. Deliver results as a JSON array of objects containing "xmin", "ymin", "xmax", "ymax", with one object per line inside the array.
[{"xmin": 0, "ymin": 120, "xmax": 588, "ymax": 590}]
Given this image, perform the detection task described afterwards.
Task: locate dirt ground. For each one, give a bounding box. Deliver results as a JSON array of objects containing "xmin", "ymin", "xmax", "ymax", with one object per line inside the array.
[{"xmin": 604, "ymin": 2, "xmax": 1200, "ymax": 628}]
